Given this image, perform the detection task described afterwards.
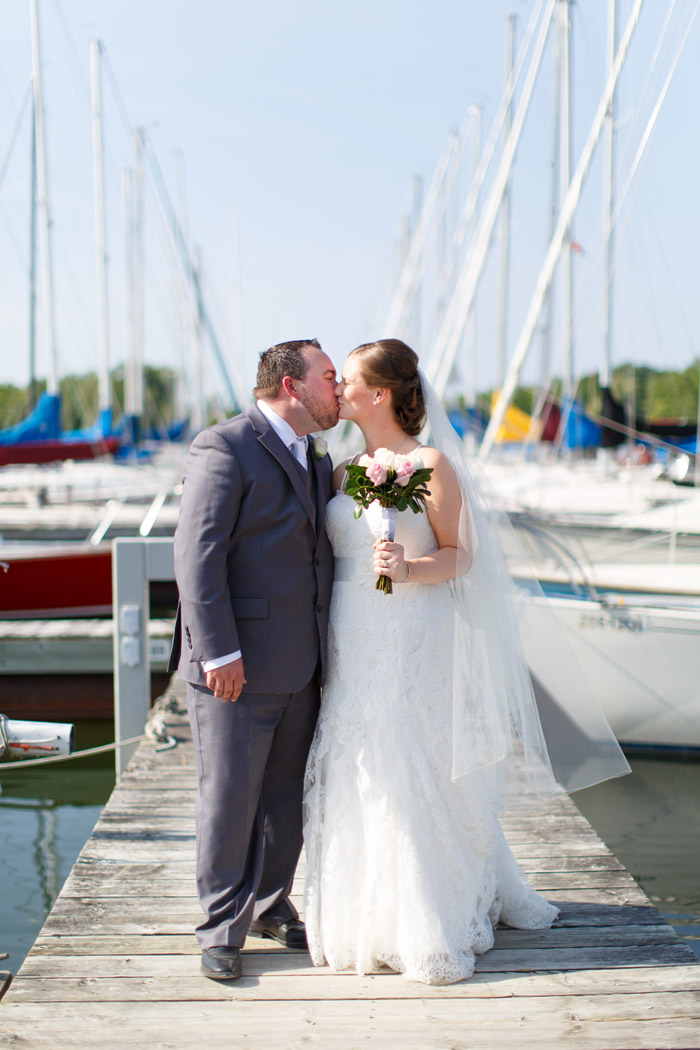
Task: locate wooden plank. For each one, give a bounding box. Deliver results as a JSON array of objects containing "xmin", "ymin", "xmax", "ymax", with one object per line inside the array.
[
  {"xmin": 7, "ymin": 980, "xmax": 700, "ymax": 1018},
  {"xmin": 2, "ymin": 998, "xmax": 700, "ymax": 1050},
  {"xmin": 66, "ymin": 852, "xmax": 627, "ymax": 879},
  {"xmin": 36, "ymin": 897, "xmax": 663, "ymax": 941},
  {"xmin": 19, "ymin": 949, "xmax": 700, "ymax": 994},
  {"xmin": 14, "ymin": 944, "xmax": 697, "ymax": 994},
  {"xmin": 59, "ymin": 870, "xmax": 640, "ymax": 900},
  {"xmin": 29, "ymin": 923, "xmax": 684, "ymax": 958}
]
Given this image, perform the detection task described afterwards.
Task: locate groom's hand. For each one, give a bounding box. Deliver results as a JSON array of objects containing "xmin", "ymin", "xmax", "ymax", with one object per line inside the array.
[{"xmin": 206, "ymin": 658, "xmax": 247, "ymax": 703}]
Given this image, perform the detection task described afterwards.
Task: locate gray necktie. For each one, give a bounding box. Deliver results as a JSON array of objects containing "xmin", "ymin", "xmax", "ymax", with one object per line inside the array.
[{"xmin": 289, "ymin": 436, "xmax": 308, "ymax": 469}]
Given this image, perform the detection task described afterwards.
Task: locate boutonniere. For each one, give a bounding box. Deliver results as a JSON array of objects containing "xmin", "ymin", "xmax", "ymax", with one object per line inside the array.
[{"xmin": 312, "ymin": 436, "xmax": 328, "ymax": 460}]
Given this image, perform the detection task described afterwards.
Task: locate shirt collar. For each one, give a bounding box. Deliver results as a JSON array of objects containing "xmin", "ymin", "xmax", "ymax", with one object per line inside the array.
[{"xmin": 257, "ymin": 399, "xmax": 306, "ymax": 451}]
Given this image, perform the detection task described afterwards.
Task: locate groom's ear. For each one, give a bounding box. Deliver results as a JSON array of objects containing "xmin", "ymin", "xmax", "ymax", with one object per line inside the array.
[{"xmin": 281, "ymin": 375, "xmax": 299, "ymax": 400}]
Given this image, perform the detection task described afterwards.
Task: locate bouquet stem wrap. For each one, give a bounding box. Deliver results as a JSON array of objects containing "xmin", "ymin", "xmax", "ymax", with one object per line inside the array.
[{"xmin": 377, "ymin": 506, "xmax": 398, "ymax": 593}]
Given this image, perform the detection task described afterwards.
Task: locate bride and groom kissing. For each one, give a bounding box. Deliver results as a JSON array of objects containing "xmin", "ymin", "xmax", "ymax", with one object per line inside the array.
[{"xmin": 170, "ymin": 336, "xmax": 625, "ymax": 986}]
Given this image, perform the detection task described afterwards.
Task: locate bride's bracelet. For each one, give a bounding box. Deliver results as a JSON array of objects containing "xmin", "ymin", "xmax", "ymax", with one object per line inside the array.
[{"xmin": 403, "ymin": 561, "xmax": 411, "ymax": 583}]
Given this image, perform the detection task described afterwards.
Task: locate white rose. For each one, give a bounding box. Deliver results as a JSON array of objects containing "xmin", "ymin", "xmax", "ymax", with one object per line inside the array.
[
  {"xmin": 358, "ymin": 453, "xmax": 372, "ymax": 468},
  {"xmin": 373, "ymin": 447, "xmax": 397, "ymax": 471},
  {"xmin": 313, "ymin": 435, "xmax": 328, "ymax": 459}
]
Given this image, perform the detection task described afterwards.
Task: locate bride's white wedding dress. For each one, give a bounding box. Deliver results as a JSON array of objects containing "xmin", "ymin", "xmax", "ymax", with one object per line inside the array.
[{"xmin": 303, "ymin": 491, "xmax": 559, "ymax": 985}]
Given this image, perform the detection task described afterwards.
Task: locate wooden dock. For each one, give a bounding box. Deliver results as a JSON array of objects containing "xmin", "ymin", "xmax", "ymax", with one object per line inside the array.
[
  {"xmin": 2, "ymin": 677, "xmax": 699, "ymax": 1049},
  {"xmin": 0, "ymin": 618, "xmax": 175, "ymax": 721}
]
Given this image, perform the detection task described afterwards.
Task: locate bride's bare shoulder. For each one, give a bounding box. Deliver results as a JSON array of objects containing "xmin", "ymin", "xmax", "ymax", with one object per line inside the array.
[
  {"xmin": 415, "ymin": 446, "xmax": 449, "ymax": 471},
  {"xmin": 416, "ymin": 446, "xmax": 460, "ymax": 491}
]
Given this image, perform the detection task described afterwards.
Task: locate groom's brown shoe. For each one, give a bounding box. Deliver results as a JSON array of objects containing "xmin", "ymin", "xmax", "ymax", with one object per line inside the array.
[
  {"xmin": 200, "ymin": 946, "xmax": 242, "ymax": 980},
  {"xmin": 249, "ymin": 917, "xmax": 308, "ymax": 950}
]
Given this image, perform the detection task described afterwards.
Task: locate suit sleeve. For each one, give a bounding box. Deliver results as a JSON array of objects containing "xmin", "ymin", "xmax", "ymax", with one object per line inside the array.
[{"xmin": 174, "ymin": 428, "xmax": 244, "ymax": 663}]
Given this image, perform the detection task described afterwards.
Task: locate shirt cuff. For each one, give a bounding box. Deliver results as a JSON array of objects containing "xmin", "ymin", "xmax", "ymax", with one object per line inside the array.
[{"xmin": 201, "ymin": 651, "xmax": 242, "ymax": 672}]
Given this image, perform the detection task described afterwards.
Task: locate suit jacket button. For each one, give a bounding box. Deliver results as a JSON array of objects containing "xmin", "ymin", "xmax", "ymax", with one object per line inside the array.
[
  {"xmin": 315, "ymin": 558, "xmax": 320, "ymax": 566},
  {"xmin": 316, "ymin": 603, "xmax": 322, "ymax": 613}
]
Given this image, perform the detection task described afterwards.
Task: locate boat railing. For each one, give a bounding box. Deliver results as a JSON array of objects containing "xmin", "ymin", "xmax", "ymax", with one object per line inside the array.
[
  {"xmin": 508, "ymin": 513, "xmax": 601, "ymax": 601},
  {"xmin": 89, "ymin": 499, "xmax": 125, "ymax": 545}
]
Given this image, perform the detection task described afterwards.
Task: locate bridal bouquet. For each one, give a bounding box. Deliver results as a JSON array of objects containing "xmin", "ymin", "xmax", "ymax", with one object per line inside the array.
[{"xmin": 344, "ymin": 448, "xmax": 433, "ymax": 594}]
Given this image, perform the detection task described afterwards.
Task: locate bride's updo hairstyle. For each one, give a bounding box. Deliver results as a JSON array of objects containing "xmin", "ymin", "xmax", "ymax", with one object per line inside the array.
[{"xmin": 350, "ymin": 339, "xmax": 426, "ymax": 436}]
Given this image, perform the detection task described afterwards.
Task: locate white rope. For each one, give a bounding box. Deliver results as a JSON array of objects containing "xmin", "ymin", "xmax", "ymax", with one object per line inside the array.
[
  {"xmin": 0, "ymin": 694, "xmax": 184, "ymax": 771},
  {"xmin": 0, "ymin": 734, "xmax": 146, "ymax": 771}
]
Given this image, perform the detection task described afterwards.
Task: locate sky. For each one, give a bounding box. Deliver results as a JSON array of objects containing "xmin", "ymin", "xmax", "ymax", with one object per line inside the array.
[{"xmin": 1, "ymin": 0, "xmax": 699, "ymax": 412}]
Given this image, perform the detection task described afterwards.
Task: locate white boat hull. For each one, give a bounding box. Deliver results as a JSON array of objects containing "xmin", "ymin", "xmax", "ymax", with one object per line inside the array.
[{"xmin": 526, "ymin": 594, "xmax": 700, "ymax": 753}]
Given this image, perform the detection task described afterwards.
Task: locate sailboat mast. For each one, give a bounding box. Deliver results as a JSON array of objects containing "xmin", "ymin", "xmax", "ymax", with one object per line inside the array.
[
  {"xmin": 90, "ymin": 39, "xmax": 111, "ymax": 420},
  {"xmin": 123, "ymin": 168, "xmax": 136, "ymax": 436},
  {"xmin": 561, "ymin": 0, "xmax": 574, "ymax": 393},
  {"xmin": 497, "ymin": 14, "xmax": 517, "ymax": 390},
  {"xmin": 28, "ymin": 97, "xmax": 38, "ymax": 410},
  {"xmin": 465, "ymin": 104, "xmax": 481, "ymax": 411},
  {"xmin": 132, "ymin": 127, "xmax": 145, "ymax": 439},
  {"xmin": 29, "ymin": 0, "xmax": 58, "ymax": 396},
  {"xmin": 541, "ymin": 7, "xmax": 562, "ymax": 391},
  {"xmin": 601, "ymin": 0, "xmax": 618, "ymax": 391}
]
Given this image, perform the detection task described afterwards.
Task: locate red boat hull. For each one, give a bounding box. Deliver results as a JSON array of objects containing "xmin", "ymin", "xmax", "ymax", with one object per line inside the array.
[
  {"xmin": 0, "ymin": 437, "xmax": 119, "ymax": 467},
  {"xmin": 0, "ymin": 543, "xmax": 178, "ymax": 617},
  {"xmin": 1, "ymin": 545, "xmax": 113, "ymax": 617}
]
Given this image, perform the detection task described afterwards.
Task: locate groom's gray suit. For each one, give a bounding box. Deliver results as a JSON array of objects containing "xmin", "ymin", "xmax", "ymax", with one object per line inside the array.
[{"xmin": 170, "ymin": 402, "xmax": 334, "ymax": 949}]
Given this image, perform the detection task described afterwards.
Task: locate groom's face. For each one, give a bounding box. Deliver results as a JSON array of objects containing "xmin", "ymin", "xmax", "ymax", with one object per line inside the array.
[{"xmin": 295, "ymin": 346, "xmax": 341, "ymax": 432}]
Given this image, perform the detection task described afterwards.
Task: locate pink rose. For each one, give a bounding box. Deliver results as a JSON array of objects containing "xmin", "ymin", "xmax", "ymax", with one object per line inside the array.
[
  {"xmin": 367, "ymin": 459, "xmax": 388, "ymax": 485},
  {"xmin": 394, "ymin": 455, "xmax": 415, "ymax": 487}
]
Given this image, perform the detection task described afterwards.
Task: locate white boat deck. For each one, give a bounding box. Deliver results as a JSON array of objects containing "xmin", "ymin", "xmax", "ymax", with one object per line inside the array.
[{"xmin": 0, "ymin": 618, "xmax": 175, "ymax": 673}]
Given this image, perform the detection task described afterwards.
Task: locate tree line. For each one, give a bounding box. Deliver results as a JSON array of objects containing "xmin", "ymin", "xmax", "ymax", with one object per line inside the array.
[
  {"xmin": 1, "ymin": 360, "xmax": 698, "ymax": 433},
  {"xmin": 0, "ymin": 365, "xmax": 179, "ymax": 432},
  {"xmin": 481, "ymin": 361, "xmax": 700, "ymax": 425}
]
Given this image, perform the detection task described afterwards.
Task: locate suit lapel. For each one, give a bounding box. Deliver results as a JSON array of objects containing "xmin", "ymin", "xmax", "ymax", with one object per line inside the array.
[{"xmin": 249, "ymin": 405, "xmax": 316, "ymax": 530}]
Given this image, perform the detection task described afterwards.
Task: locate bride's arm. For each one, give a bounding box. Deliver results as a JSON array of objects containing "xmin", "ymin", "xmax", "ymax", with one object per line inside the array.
[{"xmin": 374, "ymin": 449, "xmax": 471, "ymax": 585}]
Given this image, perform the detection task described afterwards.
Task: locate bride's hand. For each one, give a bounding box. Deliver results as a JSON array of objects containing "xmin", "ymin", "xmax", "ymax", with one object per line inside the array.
[{"xmin": 373, "ymin": 541, "xmax": 410, "ymax": 583}]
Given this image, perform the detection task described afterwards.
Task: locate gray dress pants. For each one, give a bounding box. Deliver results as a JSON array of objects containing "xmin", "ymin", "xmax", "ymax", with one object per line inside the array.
[{"xmin": 186, "ymin": 674, "xmax": 320, "ymax": 949}]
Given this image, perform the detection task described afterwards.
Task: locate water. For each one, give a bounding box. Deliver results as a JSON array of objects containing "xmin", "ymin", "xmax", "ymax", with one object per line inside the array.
[
  {"xmin": 1, "ymin": 737, "xmax": 698, "ymax": 973},
  {"xmin": 574, "ymin": 755, "xmax": 700, "ymax": 958},
  {"xmin": 0, "ymin": 721, "xmax": 115, "ymax": 971}
]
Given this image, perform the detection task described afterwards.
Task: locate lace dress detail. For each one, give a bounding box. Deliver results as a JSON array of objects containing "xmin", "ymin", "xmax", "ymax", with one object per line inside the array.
[{"xmin": 303, "ymin": 493, "xmax": 559, "ymax": 985}]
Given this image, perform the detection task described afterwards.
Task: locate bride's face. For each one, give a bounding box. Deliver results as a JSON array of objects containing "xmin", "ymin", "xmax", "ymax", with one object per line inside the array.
[{"xmin": 337, "ymin": 356, "xmax": 377, "ymax": 423}]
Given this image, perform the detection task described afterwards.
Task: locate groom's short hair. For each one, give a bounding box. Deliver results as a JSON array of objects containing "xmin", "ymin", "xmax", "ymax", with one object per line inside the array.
[{"xmin": 254, "ymin": 338, "xmax": 322, "ymax": 400}]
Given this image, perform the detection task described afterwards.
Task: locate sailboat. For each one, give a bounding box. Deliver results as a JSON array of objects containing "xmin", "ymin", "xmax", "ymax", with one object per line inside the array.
[
  {"xmin": 375, "ymin": 0, "xmax": 700, "ymax": 754},
  {"xmin": 0, "ymin": 4, "xmax": 122, "ymax": 467}
]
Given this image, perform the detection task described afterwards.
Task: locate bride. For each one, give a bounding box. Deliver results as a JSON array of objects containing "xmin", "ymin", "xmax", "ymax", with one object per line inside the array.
[{"xmin": 303, "ymin": 338, "xmax": 627, "ymax": 985}]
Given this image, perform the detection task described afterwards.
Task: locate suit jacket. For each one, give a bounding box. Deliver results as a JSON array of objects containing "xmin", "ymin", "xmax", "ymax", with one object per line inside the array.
[{"xmin": 169, "ymin": 403, "xmax": 334, "ymax": 694}]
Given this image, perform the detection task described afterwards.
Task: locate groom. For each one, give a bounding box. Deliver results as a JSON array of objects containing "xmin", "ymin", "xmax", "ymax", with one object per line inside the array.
[{"xmin": 170, "ymin": 339, "xmax": 339, "ymax": 980}]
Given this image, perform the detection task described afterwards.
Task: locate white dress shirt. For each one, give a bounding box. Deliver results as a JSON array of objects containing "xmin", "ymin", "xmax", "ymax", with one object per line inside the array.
[{"xmin": 201, "ymin": 400, "xmax": 308, "ymax": 673}]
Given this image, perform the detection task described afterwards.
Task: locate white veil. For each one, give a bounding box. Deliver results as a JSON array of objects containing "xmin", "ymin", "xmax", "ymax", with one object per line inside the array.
[{"xmin": 419, "ymin": 370, "xmax": 630, "ymax": 806}]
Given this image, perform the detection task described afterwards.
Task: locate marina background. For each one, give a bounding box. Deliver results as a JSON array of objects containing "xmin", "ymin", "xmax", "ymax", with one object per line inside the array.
[{"xmin": 1, "ymin": 0, "xmax": 699, "ymax": 987}]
